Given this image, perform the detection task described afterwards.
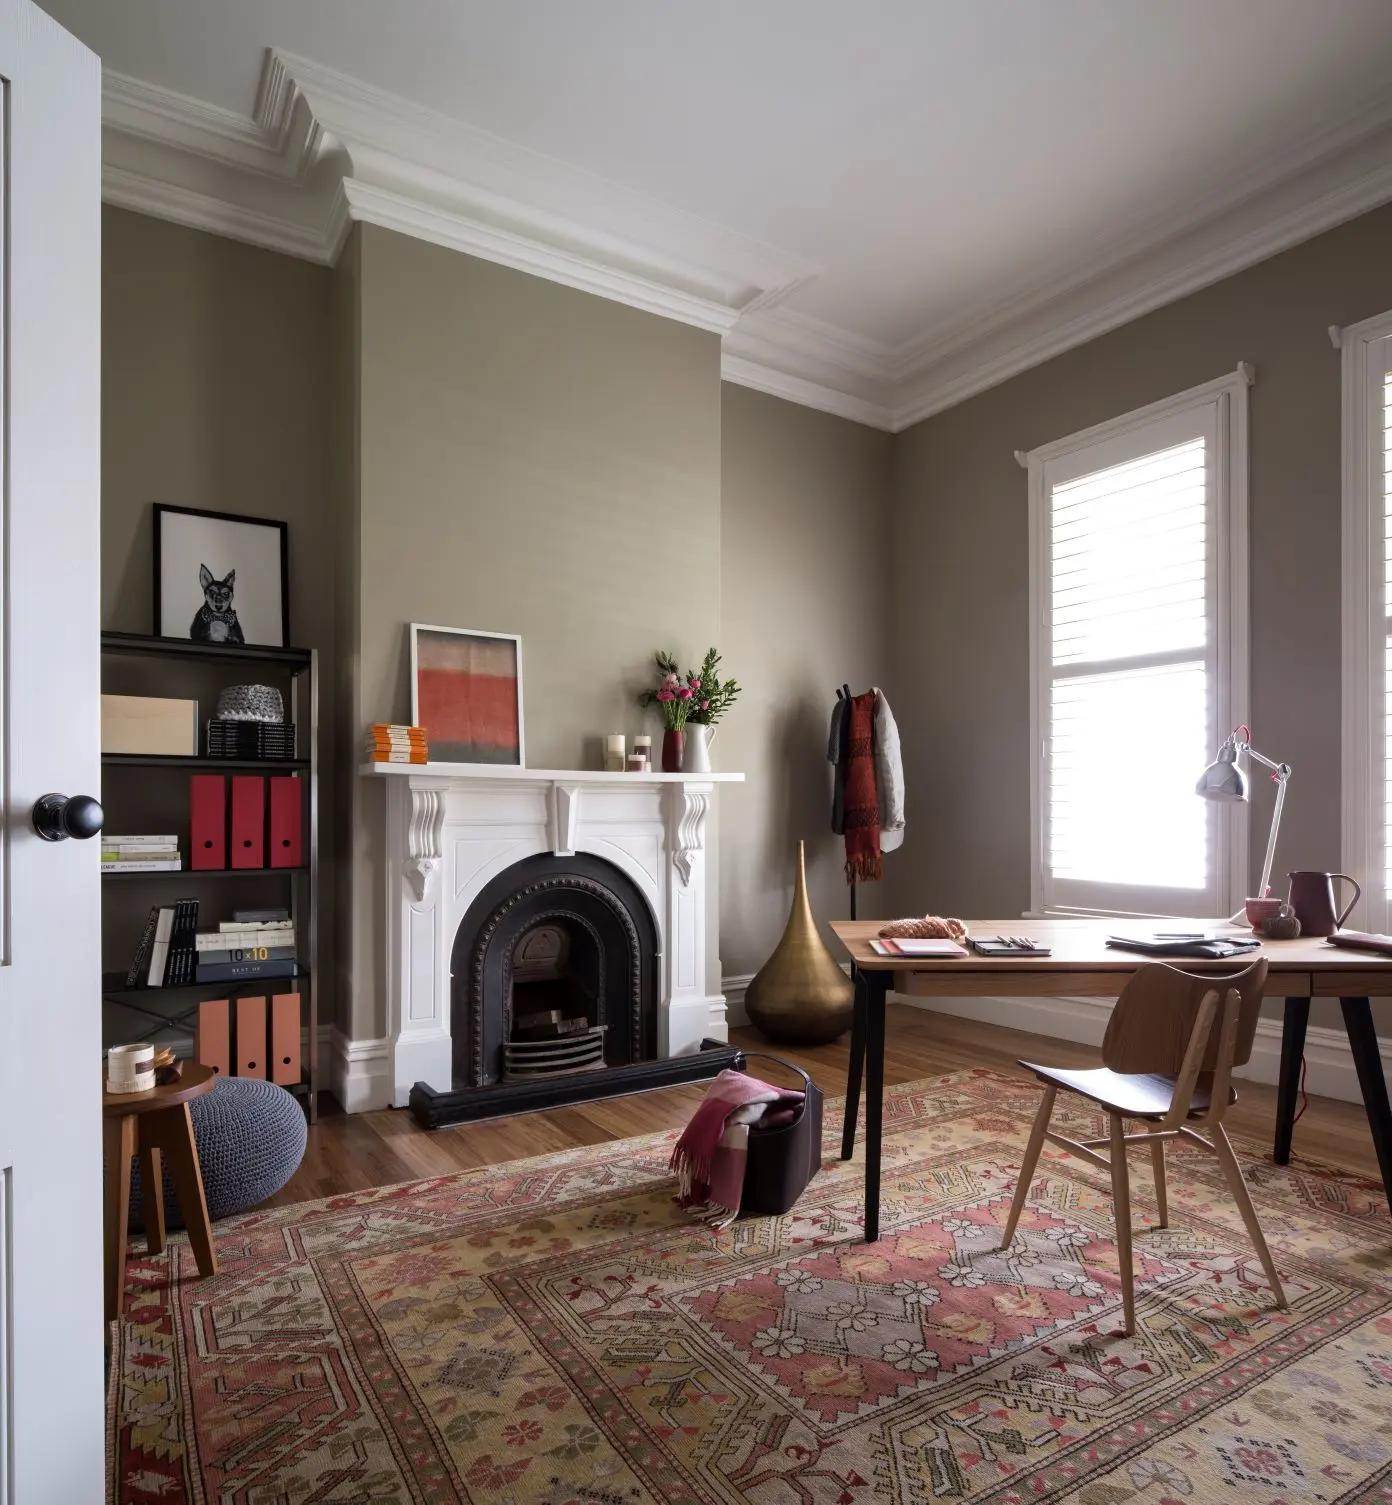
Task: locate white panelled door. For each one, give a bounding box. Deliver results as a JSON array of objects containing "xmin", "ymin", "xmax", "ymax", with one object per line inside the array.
[{"xmin": 0, "ymin": 2, "xmax": 103, "ymax": 1498}]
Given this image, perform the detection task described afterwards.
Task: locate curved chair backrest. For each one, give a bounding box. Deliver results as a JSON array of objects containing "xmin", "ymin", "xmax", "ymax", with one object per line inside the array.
[{"xmin": 1101, "ymin": 957, "xmax": 1269, "ymax": 1077}]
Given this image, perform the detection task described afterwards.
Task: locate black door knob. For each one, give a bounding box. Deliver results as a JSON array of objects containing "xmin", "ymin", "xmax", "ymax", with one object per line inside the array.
[{"xmin": 32, "ymin": 793, "xmax": 104, "ymax": 842}]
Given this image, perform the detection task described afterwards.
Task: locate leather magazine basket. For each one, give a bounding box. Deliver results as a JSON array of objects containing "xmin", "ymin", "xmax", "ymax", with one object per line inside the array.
[{"xmin": 735, "ymin": 1052, "xmax": 823, "ymax": 1216}]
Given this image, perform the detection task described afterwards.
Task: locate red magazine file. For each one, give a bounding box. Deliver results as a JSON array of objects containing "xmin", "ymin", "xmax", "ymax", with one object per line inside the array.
[
  {"xmin": 268, "ymin": 776, "xmax": 302, "ymax": 868},
  {"xmin": 189, "ymin": 773, "xmax": 226, "ymax": 870},
  {"xmin": 230, "ymin": 775, "xmax": 265, "ymax": 869},
  {"xmin": 270, "ymin": 993, "xmax": 301, "ymax": 1085},
  {"xmin": 235, "ymin": 996, "xmax": 267, "ymax": 1078},
  {"xmin": 194, "ymin": 999, "xmax": 230, "ymax": 1079}
]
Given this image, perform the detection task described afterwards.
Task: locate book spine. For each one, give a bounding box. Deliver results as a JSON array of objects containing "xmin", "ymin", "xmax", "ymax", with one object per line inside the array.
[
  {"xmin": 125, "ymin": 906, "xmax": 161, "ymax": 987},
  {"xmin": 196, "ymin": 945, "xmax": 297, "ymax": 966},
  {"xmin": 367, "ymin": 751, "xmax": 428, "ymax": 764},
  {"xmin": 147, "ymin": 907, "xmax": 176, "ymax": 987},
  {"xmin": 199, "ymin": 929, "xmax": 295, "ymax": 949},
  {"xmin": 195, "ymin": 959, "xmax": 299, "ymax": 983},
  {"xmin": 102, "ymin": 859, "xmax": 182, "ymax": 872},
  {"xmin": 104, "ymin": 835, "xmax": 179, "ymax": 847}
]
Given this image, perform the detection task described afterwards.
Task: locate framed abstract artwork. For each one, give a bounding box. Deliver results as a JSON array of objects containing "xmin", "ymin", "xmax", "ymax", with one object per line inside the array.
[
  {"xmin": 409, "ymin": 624, "xmax": 524, "ymax": 766},
  {"xmin": 154, "ymin": 504, "xmax": 289, "ymax": 648}
]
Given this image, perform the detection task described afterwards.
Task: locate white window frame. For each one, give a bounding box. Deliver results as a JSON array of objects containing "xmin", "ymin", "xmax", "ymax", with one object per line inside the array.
[
  {"xmin": 1027, "ymin": 367, "xmax": 1251, "ymax": 919},
  {"xmin": 1340, "ymin": 308, "xmax": 1392, "ymax": 933}
]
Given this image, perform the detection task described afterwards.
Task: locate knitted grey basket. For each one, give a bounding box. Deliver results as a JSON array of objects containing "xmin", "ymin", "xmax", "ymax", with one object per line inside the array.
[
  {"xmin": 128, "ymin": 1075, "xmax": 307, "ymax": 1229},
  {"xmin": 214, "ymin": 684, "xmax": 284, "ymax": 723}
]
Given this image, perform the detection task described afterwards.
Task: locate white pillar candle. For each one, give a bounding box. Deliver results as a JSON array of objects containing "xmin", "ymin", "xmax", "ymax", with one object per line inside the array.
[{"xmin": 604, "ymin": 733, "xmax": 626, "ymax": 772}]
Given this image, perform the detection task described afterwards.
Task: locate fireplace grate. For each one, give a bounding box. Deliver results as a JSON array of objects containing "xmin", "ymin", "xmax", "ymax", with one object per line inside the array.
[{"xmin": 503, "ymin": 1025, "xmax": 607, "ymax": 1079}]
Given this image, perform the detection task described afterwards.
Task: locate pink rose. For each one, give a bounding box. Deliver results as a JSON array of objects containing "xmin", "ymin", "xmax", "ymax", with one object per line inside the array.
[
  {"xmin": 678, "ymin": 687, "xmax": 693, "ymax": 699},
  {"xmin": 690, "ymin": 678, "xmax": 702, "ymax": 688},
  {"xmin": 700, "ymin": 700, "xmax": 709, "ymax": 710},
  {"xmin": 662, "ymin": 672, "xmax": 679, "ymax": 688},
  {"xmin": 656, "ymin": 689, "xmax": 675, "ymax": 702}
]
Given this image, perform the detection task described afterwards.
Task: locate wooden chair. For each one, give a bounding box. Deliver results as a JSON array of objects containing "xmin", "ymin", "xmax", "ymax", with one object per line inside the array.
[{"xmin": 999, "ymin": 957, "xmax": 1286, "ymax": 1335}]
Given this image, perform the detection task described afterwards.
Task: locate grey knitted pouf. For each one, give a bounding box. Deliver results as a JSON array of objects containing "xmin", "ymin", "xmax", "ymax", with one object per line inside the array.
[{"xmin": 130, "ymin": 1075, "xmax": 307, "ymax": 1230}]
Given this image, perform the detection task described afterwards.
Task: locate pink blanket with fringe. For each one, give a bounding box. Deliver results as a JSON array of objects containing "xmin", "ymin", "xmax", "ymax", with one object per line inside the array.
[{"xmin": 669, "ymin": 1068, "xmax": 804, "ymax": 1228}]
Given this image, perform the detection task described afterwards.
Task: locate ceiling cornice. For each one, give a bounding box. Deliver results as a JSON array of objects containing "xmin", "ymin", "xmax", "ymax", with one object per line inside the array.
[
  {"xmin": 102, "ymin": 53, "xmax": 819, "ymax": 336},
  {"xmin": 102, "ymin": 53, "xmax": 1392, "ymax": 429}
]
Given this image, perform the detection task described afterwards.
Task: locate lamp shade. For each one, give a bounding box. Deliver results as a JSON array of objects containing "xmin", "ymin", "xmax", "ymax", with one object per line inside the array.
[{"xmin": 1195, "ymin": 740, "xmax": 1248, "ymax": 802}]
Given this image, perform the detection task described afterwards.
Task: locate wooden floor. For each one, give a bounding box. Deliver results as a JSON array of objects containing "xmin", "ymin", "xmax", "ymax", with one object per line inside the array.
[{"xmin": 267, "ymin": 1005, "xmax": 1385, "ymax": 1208}]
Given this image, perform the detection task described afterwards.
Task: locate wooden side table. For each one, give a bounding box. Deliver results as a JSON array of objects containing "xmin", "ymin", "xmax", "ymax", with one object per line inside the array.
[{"xmin": 102, "ymin": 1062, "xmax": 219, "ymax": 1322}]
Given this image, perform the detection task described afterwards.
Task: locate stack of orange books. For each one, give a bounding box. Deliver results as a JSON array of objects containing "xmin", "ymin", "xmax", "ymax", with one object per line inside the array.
[{"xmin": 367, "ymin": 724, "xmax": 429, "ymax": 764}]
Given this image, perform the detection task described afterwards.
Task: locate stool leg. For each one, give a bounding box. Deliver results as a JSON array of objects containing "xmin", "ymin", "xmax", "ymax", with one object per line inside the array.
[
  {"xmin": 104, "ymin": 1114, "xmax": 136, "ymax": 1324},
  {"xmin": 146, "ymin": 1104, "xmax": 218, "ymax": 1278},
  {"xmin": 139, "ymin": 1143, "xmax": 166, "ymax": 1256}
]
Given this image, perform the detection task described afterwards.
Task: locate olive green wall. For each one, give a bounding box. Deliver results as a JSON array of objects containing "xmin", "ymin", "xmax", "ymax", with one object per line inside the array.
[
  {"xmin": 99, "ymin": 206, "xmax": 337, "ymax": 1026},
  {"xmin": 719, "ymin": 384, "xmax": 894, "ymax": 977}
]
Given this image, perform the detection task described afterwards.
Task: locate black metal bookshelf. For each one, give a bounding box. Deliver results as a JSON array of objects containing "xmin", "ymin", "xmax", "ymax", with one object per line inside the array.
[{"xmin": 101, "ymin": 631, "xmax": 320, "ymax": 1121}]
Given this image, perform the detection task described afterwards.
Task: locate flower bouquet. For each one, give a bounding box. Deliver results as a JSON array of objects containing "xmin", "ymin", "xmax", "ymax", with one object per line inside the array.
[{"xmin": 637, "ymin": 649, "xmax": 740, "ymax": 772}]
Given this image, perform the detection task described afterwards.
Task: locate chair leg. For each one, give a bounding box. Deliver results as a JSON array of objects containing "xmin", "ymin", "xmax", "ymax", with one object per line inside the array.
[
  {"xmin": 1149, "ymin": 1135, "xmax": 1168, "ymax": 1229},
  {"xmin": 1109, "ymin": 1114, "xmax": 1136, "ymax": 1337},
  {"xmin": 1001, "ymin": 1084, "xmax": 1057, "ymax": 1248},
  {"xmin": 1211, "ymin": 1122, "xmax": 1287, "ymax": 1309},
  {"xmin": 104, "ymin": 1113, "xmax": 136, "ymax": 1325}
]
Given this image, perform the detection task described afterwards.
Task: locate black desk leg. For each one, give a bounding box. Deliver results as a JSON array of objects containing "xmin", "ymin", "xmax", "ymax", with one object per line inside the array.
[
  {"xmin": 841, "ymin": 969, "xmax": 866, "ymax": 1161},
  {"xmin": 863, "ymin": 970, "xmax": 889, "ymax": 1243},
  {"xmin": 1341, "ymin": 997, "xmax": 1392, "ymax": 1212},
  {"xmin": 1273, "ymin": 997, "xmax": 1310, "ymax": 1165}
]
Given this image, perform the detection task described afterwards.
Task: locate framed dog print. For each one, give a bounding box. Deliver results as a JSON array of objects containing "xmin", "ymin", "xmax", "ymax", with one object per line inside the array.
[
  {"xmin": 410, "ymin": 624, "xmax": 524, "ymax": 766},
  {"xmin": 154, "ymin": 505, "xmax": 289, "ymax": 648}
]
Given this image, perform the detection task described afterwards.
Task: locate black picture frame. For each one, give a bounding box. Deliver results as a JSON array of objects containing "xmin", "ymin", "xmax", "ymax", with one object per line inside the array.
[{"xmin": 153, "ymin": 504, "xmax": 290, "ymax": 648}]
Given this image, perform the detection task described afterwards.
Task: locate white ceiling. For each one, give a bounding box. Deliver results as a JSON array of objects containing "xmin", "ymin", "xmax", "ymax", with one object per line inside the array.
[{"xmin": 45, "ymin": 0, "xmax": 1392, "ymax": 426}]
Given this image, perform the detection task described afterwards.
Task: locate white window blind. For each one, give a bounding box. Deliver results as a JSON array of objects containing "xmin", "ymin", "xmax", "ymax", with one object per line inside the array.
[
  {"xmin": 1029, "ymin": 375, "xmax": 1249, "ymax": 918},
  {"xmin": 1340, "ymin": 313, "xmax": 1392, "ymax": 934}
]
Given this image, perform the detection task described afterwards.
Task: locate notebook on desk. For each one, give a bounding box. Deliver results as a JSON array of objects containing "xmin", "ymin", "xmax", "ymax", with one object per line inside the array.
[
  {"xmin": 1106, "ymin": 933, "xmax": 1261, "ymax": 959},
  {"xmin": 869, "ymin": 937, "xmax": 969, "ymax": 958}
]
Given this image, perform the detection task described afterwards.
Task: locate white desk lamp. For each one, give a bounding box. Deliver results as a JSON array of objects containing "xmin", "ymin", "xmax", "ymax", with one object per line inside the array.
[{"xmin": 1195, "ymin": 724, "xmax": 1291, "ymax": 924}]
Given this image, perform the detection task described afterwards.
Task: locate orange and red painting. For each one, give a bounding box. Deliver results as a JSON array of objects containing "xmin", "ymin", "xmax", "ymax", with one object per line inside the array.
[{"xmin": 411, "ymin": 625, "xmax": 523, "ymax": 765}]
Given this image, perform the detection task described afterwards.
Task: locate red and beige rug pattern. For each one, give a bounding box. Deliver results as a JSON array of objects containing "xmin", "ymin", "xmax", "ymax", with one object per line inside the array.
[{"xmin": 109, "ymin": 1069, "xmax": 1392, "ymax": 1503}]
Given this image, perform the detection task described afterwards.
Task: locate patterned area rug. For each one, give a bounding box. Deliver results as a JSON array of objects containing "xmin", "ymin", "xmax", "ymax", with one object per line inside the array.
[{"xmin": 109, "ymin": 1068, "xmax": 1392, "ymax": 1503}]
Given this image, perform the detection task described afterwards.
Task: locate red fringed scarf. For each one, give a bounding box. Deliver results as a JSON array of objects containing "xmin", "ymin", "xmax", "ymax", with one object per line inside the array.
[{"xmin": 843, "ymin": 690, "xmax": 882, "ymax": 884}]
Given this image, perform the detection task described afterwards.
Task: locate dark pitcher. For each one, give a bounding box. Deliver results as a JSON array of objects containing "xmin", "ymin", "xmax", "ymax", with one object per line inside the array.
[{"xmin": 1287, "ymin": 871, "xmax": 1361, "ymax": 938}]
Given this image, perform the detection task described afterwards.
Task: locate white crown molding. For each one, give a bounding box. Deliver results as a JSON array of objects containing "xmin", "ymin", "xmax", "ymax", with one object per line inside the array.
[
  {"xmin": 101, "ymin": 54, "xmax": 820, "ymax": 336},
  {"xmin": 721, "ymin": 308, "xmax": 897, "ymax": 429},
  {"xmin": 100, "ymin": 53, "xmax": 1392, "ymax": 426},
  {"xmin": 890, "ymin": 105, "xmax": 1392, "ymax": 429}
]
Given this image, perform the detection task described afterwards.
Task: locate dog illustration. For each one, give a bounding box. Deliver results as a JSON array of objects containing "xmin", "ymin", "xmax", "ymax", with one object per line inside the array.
[{"xmin": 190, "ymin": 565, "xmax": 245, "ymax": 644}]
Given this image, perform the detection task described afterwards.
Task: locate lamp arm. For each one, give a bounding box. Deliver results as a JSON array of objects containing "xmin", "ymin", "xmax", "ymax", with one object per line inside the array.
[
  {"xmin": 1240, "ymin": 742, "xmax": 1291, "ymax": 779},
  {"xmin": 1255, "ymin": 770, "xmax": 1289, "ymax": 900}
]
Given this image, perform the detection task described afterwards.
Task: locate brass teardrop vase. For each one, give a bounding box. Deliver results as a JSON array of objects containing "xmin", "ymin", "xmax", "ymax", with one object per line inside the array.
[{"xmin": 744, "ymin": 840, "xmax": 854, "ymax": 1046}]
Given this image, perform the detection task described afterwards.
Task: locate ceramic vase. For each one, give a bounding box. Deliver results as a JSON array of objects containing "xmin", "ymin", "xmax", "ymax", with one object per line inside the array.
[
  {"xmin": 684, "ymin": 723, "xmax": 713, "ymax": 773},
  {"xmin": 661, "ymin": 729, "xmax": 684, "ymax": 773},
  {"xmin": 744, "ymin": 840, "xmax": 854, "ymax": 1046}
]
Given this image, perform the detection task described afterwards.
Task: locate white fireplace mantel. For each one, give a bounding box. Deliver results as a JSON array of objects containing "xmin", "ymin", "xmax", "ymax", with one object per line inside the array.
[{"xmin": 362, "ymin": 762, "xmax": 743, "ymax": 1107}]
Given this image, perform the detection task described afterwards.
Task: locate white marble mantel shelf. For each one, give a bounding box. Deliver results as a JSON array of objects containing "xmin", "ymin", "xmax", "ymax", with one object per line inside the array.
[{"xmin": 361, "ymin": 763, "xmax": 743, "ymax": 782}]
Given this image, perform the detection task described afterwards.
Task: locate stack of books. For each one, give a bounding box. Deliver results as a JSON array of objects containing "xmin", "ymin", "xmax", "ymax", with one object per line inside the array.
[
  {"xmin": 126, "ymin": 899, "xmax": 200, "ymax": 986},
  {"xmin": 367, "ymin": 724, "xmax": 428, "ymax": 764},
  {"xmin": 102, "ymin": 835, "xmax": 181, "ymax": 873},
  {"xmin": 195, "ymin": 909, "xmax": 297, "ymax": 982}
]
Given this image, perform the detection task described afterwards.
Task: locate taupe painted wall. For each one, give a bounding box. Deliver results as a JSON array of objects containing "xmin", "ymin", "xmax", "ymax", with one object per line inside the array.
[
  {"xmin": 719, "ymin": 384, "xmax": 893, "ymax": 975},
  {"xmin": 890, "ymin": 201, "xmax": 1392, "ymax": 1022},
  {"xmin": 338, "ymin": 225, "xmax": 723, "ymax": 1040},
  {"xmin": 100, "ymin": 207, "xmax": 337, "ymax": 1012}
]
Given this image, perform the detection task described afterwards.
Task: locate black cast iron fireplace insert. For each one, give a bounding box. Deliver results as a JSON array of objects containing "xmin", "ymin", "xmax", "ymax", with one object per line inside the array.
[{"xmin": 407, "ymin": 852, "xmax": 738, "ymax": 1128}]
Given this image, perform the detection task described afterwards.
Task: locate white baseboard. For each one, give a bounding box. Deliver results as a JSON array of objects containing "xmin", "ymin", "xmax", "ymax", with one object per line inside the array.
[
  {"xmin": 723, "ymin": 973, "xmax": 753, "ymax": 1028},
  {"xmin": 323, "ymin": 1026, "xmax": 393, "ymax": 1114},
  {"xmin": 898, "ymin": 993, "xmax": 1391, "ymax": 1105}
]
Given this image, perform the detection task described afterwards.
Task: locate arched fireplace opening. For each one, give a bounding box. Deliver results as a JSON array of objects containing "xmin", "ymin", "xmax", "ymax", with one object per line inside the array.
[{"xmin": 450, "ymin": 853, "xmax": 659, "ymax": 1090}]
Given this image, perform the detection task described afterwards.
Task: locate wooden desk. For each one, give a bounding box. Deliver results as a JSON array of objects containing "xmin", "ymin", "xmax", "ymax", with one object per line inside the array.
[{"xmin": 830, "ymin": 918, "xmax": 1392, "ymax": 1242}]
